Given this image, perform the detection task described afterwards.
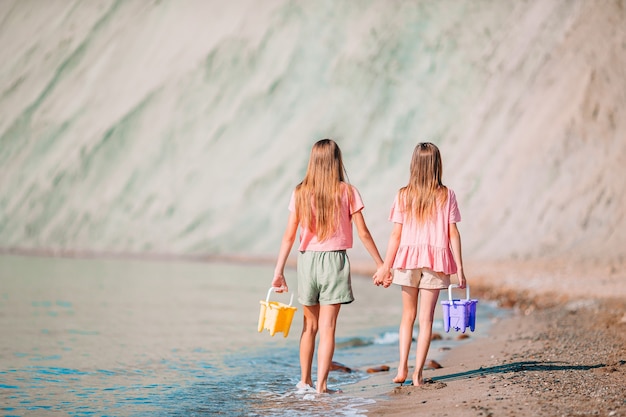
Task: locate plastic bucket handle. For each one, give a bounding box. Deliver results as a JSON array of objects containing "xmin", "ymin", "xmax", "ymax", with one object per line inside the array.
[
  {"xmin": 447, "ymin": 284, "xmax": 470, "ymax": 302},
  {"xmin": 266, "ymin": 287, "xmax": 294, "ymax": 306}
]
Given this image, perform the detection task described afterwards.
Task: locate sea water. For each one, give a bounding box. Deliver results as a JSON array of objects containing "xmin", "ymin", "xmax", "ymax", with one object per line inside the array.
[{"xmin": 0, "ymin": 255, "xmax": 505, "ymax": 416}]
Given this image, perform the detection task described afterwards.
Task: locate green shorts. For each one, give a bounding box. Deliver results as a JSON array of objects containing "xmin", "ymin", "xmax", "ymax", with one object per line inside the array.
[{"xmin": 297, "ymin": 250, "xmax": 354, "ymax": 306}]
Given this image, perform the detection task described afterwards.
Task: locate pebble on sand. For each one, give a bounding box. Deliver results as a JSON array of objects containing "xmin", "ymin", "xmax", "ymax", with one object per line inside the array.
[
  {"xmin": 366, "ymin": 365, "xmax": 390, "ymax": 373},
  {"xmin": 330, "ymin": 361, "xmax": 352, "ymax": 373},
  {"xmin": 425, "ymin": 359, "xmax": 443, "ymax": 369}
]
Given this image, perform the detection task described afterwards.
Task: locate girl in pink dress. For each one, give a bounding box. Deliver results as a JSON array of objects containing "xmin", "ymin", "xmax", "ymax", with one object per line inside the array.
[
  {"xmin": 272, "ymin": 139, "xmax": 384, "ymax": 394},
  {"xmin": 374, "ymin": 142, "xmax": 467, "ymax": 386}
]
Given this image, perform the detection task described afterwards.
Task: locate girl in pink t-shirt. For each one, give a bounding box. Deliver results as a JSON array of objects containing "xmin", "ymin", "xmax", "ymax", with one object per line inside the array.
[
  {"xmin": 374, "ymin": 142, "xmax": 467, "ymax": 386},
  {"xmin": 272, "ymin": 139, "xmax": 384, "ymax": 394}
]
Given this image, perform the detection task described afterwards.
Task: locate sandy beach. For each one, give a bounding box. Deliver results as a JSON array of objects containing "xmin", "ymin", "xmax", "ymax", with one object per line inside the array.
[
  {"xmin": 1, "ymin": 2, "xmax": 624, "ymax": 415},
  {"xmin": 354, "ymin": 259, "xmax": 626, "ymax": 416}
]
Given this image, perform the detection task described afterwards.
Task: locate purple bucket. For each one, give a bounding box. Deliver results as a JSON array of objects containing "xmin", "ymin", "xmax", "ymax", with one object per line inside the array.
[{"xmin": 441, "ymin": 284, "xmax": 478, "ymax": 333}]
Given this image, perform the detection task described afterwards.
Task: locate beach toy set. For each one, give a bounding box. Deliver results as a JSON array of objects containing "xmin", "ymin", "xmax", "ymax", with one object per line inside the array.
[
  {"xmin": 441, "ymin": 284, "xmax": 478, "ymax": 333},
  {"xmin": 258, "ymin": 287, "xmax": 297, "ymax": 337}
]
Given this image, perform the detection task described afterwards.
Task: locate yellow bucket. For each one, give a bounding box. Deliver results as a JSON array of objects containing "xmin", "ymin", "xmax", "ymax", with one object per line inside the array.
[{"xmin": 258, "ymin": 288, "xmax": 297, "ymax": 337}]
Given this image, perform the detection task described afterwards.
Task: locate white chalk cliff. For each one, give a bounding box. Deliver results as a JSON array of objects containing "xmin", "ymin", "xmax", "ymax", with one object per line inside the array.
[{"xmin": 1, "ymin": 0, "xmax": 624, "ymax": 263}]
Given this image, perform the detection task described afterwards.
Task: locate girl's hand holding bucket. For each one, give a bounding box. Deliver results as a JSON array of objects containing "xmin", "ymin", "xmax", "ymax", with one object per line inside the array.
[{"xmin": 271, "ymin": 273, "xmax": 288, "ymax": 293}]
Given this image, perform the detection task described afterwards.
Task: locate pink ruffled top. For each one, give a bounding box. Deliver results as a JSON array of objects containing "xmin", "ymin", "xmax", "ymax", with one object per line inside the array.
[{"xmin": 389, "ymin": 188, "xmax": 461, "ymax": 274}]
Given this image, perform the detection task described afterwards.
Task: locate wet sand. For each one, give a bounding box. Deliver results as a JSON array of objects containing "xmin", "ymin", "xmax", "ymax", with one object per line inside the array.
[{"xmin": 353, "ymin": 258, "xmax": 626, "ymax": 416}]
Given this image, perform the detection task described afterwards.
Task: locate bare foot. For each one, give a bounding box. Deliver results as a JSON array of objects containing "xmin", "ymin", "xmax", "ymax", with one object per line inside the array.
[
  {"xmin": 393, "ymin": 368, "xmax": 408, "ymax": 384},
  {"xmin": 411, "ymin": 372, "xmax": 423, "ymax": 386},
  {"xmin": 318, "ymin": 387, "xmax": 343, "ymax": 394},
  {"xmin": 315, "ymin": 383, "xmax": 343, "ymax": 394},
  {"xmin": 296, "ymin": 381, "xmax": 315, "ymax": 392}
]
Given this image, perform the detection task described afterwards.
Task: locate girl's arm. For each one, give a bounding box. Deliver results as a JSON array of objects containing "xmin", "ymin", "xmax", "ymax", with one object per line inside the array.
[
  {"xmin": 449, "ymin": 223, "xmax": 466, "ymax": 288},
  {"xmin": 352, "ymin": 210, "xmax": 384, "ymax": 268},
  {"xmin": 376, "ymin": 222, "xmax": 402, "ymax": 287},
  {"xmin": 272, "ymin": 211, "xmax": 299, "ymax": 292}
]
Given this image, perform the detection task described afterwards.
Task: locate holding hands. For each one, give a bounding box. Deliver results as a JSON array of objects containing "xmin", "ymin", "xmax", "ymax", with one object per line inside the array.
[{"xmin": 373, "ymin": 265, "xmax": 393, "ymax": 288}]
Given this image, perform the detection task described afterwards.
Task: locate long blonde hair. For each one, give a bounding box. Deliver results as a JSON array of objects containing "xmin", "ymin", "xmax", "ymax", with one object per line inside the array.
[
  {"xmin": 295, "ymin": 139, "xmax": 349, "ymax": 241},
  {"xmin": 399, "ymin": 142, "xmax": 448, "ymax": 223}
]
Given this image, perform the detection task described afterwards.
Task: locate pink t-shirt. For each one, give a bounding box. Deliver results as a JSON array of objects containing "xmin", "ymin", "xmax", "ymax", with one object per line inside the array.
[
  {"xmin": 289, "ymin": 184, "xmax": 364, "ymax": 251},
  {"xmin": 389, "ymin": 188, "xmax": 461, "ymax": 274}
]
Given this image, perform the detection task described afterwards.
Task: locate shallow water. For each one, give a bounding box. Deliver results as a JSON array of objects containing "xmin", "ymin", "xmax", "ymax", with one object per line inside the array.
[{"xmin": 0, "ymin": 255, "xmax": 505, "ymax": 416}]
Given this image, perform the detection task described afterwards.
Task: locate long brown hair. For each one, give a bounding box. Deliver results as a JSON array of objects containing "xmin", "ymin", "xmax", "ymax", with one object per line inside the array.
[
  {"xmin": 399, "ymin": 142, "xmax": 448, "ymax": 223},
  {"xmin": 295, "ymin": 139, "xmax": 349, "ymax": 241}
]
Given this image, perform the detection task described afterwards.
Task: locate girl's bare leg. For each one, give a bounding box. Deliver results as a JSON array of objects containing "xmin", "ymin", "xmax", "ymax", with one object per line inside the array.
[
  {"xmin": 315, "ymin": 303, "xmax": 341, "ymax": 393},
  {"xmin": 300, "ymin": 305, "xmax": 319, "ymax": 387},
  {"xmin": 393, "ymin": 286, "xmax": 418, "ymax": 384},
  {"xmin": 412, "ymin": 288, "xmax": 440, "ymax": 386}
]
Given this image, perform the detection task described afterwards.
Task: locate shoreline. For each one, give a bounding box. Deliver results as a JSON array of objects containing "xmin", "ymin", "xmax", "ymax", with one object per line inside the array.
[
  {"xmin": 2, "ymin": 251, "xmax": 624, "ymax": 415},
  {"xmin": 353, "ymin": 261, "xmax": 626, "ymax": 417}
]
